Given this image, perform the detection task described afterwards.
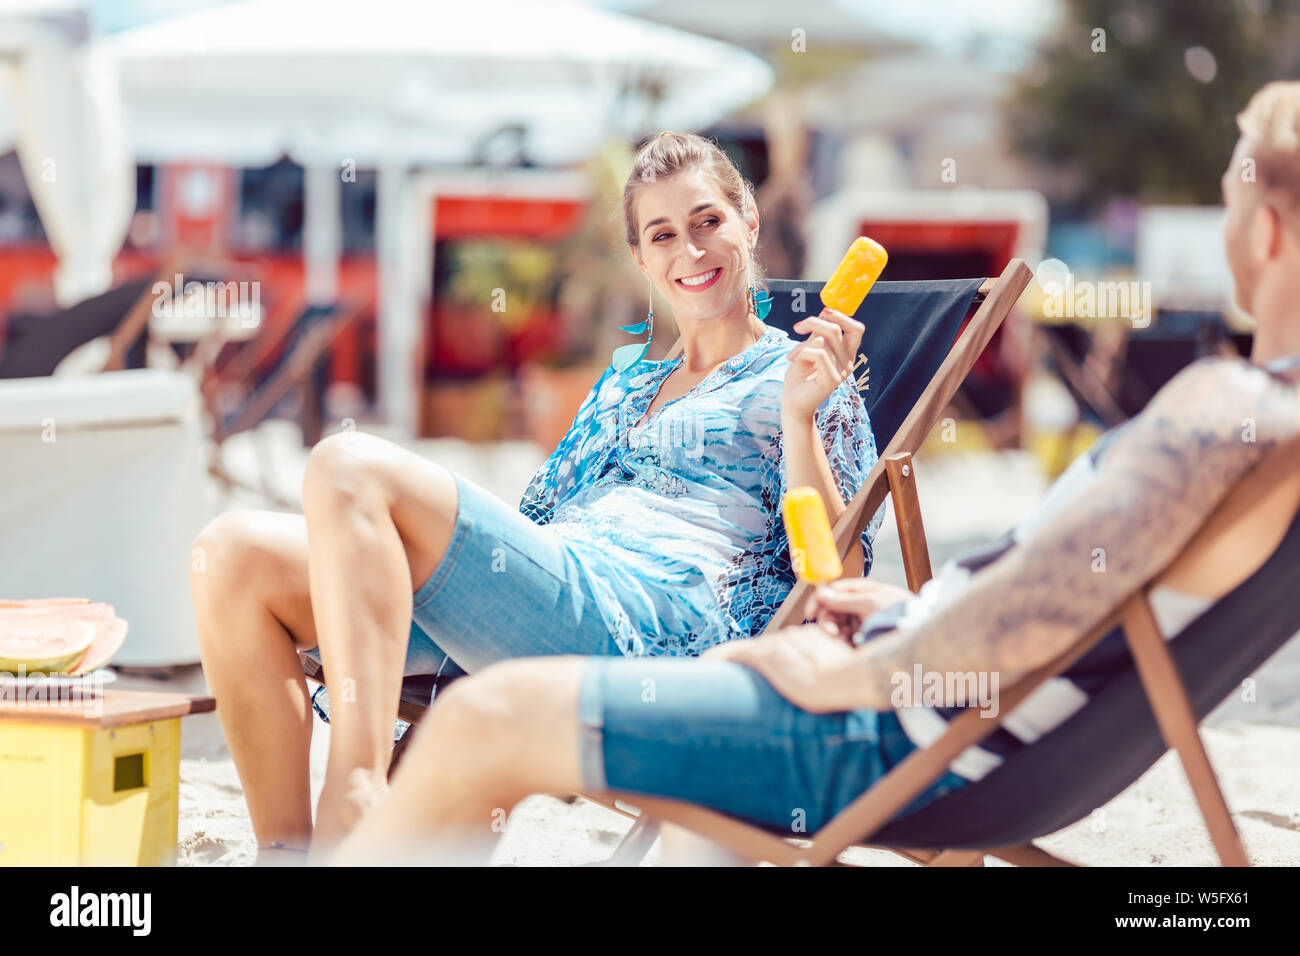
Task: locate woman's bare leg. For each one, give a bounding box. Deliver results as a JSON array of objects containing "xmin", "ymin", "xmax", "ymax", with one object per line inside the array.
[
  {"xmin": 192, "ymin": 431, "xmax": 461, "ymax": 861},
  {"xmin": 190, "ymin": 510, "xmax": 321, "ymax": 858},
  {"xmin": 297, "ymin": 431, "xmax": 458, "ymax": 854},
  {"xmin": 328, "ymin": 657, "xmax": 589, "ymax": 866}
]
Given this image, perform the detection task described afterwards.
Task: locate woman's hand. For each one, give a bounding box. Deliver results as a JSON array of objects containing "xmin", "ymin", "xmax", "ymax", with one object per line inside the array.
[
  {"xmin": 781, "ymin": 308, "xmax": 865, "ymax": 423},
  {"xmin": 803, "ymin": 578, "xmax": 914, "ymax": 642},
  {"xmin": 701, "ymin": 623, "xmax": 882, "ymax": 713}
]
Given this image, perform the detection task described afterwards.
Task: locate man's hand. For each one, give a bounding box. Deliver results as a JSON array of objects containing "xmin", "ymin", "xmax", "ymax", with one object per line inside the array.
[
  {"xmin": 803, "ymin": 578, "xmax": 913, "ymax": 641},
  {"xmin": 702, "ymin": 623, "xmax": 889, "ymax": 713}
]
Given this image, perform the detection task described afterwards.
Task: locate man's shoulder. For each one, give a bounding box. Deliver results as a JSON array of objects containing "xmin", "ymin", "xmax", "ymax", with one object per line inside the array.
[
  {"xmin": 1141, "ymin": 356, "xmax": 1298, "ymax": 428},
  {"xmin": 1102, "ymin": 356, "xmax": 1300, "ymax": 473},
  {"xmin": 1153, "ymin": 355, "xmax": 1292, "ymax": 405}
]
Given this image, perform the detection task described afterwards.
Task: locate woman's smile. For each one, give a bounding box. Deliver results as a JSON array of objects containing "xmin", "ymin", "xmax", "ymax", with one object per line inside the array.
[{"xmin": 675, "ymin": 267, "xmax": 722, "ymax": 290}]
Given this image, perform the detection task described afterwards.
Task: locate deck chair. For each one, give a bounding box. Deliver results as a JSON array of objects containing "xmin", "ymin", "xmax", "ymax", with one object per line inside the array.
[
  {"xmin": 204, "ymin": 296, "xmax": 370, "ymax": 506},
  {"xmin": 210, "ymin": 297, "xmax": 368, "ymax": 444},
  {"xmin": 0, "ymin": 266, "xmax": 169, "ymax": 378},
  {"xmin": 595, "ymin": 418, "xmax": 1300, "ymax": 868},
  {"xmin": 299, "ymin": 259, "xmax": 1035, "ymax": 846},
  {"xmin": 0, "ymin": 256, "xmax": 258, "ymax": 379}
]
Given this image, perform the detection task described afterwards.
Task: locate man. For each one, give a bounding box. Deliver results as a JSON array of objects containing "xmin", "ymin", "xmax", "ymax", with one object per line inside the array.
[{"xmin": 326, "ymin": 82, "xmax": 1300, "ymax": 866}]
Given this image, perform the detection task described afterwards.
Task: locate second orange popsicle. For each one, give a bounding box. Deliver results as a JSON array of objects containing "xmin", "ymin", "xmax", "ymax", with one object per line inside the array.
[{"xmin": 781, "ymin": 486, "xmax": 843, "ymax": 583}]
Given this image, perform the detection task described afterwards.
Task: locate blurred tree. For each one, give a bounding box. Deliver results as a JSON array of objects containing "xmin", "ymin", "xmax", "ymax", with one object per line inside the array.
[{"xmin": 1009, "ymin": 0, "xmax": 1300, "ymax": 207}]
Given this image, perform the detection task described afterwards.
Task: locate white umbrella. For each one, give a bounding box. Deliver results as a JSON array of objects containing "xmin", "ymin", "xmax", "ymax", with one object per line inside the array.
[
  {"xmin": 0, "ymin": 0, "xmax": 135, "ymax": 306},
  {"xmin": 107, "ymin": 0, "xmax": 773, "ymax": 166},
  {"xmin": 103, "ymin": 0, "xmax": 773, "ymax": 435}
]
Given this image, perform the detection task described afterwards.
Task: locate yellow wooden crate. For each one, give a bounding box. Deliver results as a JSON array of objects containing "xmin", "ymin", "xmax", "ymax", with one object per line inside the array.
[{"xmin": 0, "ymin": 689, "xmax": 213, "ymax": 866}]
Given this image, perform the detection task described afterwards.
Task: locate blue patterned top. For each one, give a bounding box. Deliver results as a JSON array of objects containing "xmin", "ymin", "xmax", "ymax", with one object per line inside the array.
[{"xmin": 519, "ymin": 322, "xmax": 882, "ymax": 657}]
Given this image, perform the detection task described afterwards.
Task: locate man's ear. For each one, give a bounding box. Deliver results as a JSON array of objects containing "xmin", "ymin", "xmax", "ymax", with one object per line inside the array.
[{"xmin": 1250, "ymin": 200, "xmax": 1283, "ymax": 263}]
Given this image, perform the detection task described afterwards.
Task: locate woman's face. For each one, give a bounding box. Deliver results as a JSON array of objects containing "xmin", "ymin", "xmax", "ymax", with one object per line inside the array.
[{"xmin": 631, "ymin": 168, "xmax": 759, "ymax": 323}]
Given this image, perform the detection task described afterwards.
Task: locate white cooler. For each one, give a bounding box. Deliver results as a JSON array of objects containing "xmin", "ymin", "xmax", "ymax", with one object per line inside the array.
[{"xmin": 0, "ymin": 369, "xmax": 215, "ymax": 666}]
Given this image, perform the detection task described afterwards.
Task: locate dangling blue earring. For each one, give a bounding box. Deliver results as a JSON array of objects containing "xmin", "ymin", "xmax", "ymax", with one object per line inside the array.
[
  {"xmin": 612, "ymin": 278, "xmax": 654, "ymax": 373},
  {"xmin": 749, "ymin": 285, "xmax": 773, "ymax": 320}
]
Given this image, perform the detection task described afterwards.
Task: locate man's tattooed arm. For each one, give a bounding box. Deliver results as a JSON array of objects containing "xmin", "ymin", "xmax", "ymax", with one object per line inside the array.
[{"xmin": 846, "ymin": 358, "xmax": 1300, "ymax": 708}]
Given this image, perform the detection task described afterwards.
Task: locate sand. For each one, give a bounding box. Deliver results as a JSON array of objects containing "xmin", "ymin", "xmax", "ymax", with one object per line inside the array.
[{"xmin": 113, "ymin": 423, "xmax": 1300, "ymax": 866}]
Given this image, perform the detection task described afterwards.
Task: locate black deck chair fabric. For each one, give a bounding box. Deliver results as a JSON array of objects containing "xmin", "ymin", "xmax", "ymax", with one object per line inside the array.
[
  {"xmin": 762, "ymin": 278, "xmax": 985, "ymax": 450},
  {"xmin": 865, "ymin": 499, "xmax": 1300, "ymax": 850},
  {"xmin": 0, "ymin": 277, "xmax": 154, "ymax": 378}
]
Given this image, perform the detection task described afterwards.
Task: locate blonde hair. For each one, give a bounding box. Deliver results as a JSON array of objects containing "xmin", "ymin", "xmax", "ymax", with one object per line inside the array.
[
  {"xmin": 619, "ymin": 131, "xmax": 766, "ymax": 288},
  {"xmin": 1236, "ymin": 81, "xmax": 1300, "ymax": 218}
]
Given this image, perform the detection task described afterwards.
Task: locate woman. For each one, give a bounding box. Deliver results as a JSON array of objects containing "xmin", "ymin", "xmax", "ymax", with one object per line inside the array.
[{"xmin": 189, "ymin": 131, "xmax": 880, "ymax": 861}]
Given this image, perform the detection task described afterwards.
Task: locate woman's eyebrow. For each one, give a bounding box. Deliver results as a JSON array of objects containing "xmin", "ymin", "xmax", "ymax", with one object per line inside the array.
[{"xmin": 642, "ymin": 204, "xmax": 717, "ymax": 235}]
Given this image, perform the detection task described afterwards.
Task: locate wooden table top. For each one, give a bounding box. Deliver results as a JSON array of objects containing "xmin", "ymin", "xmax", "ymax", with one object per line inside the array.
[{"xmin": 0, "ymin": 687, "xmax": 215, "ymax": 729}]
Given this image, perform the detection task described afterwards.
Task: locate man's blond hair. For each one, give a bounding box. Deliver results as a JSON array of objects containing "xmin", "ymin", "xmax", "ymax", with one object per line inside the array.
[{"xmin": 1237, "ymin": 81, "xmax": 1300, "ymax": 218}]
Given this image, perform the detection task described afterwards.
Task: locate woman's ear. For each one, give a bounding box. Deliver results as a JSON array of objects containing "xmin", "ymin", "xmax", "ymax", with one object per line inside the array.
[{"xmin": 629, "ymin": 243, "xmax": 647, "ymax": 277}]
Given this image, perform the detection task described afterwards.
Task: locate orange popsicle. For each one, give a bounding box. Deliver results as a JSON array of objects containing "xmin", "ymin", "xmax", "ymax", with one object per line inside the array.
[
  {"xmin": 820, "ymin": 236, "xmax": 888, "ymax": 316},
  {"xmin": 781, "ymin": 486, "xmax": 843, "ymax": 583}
]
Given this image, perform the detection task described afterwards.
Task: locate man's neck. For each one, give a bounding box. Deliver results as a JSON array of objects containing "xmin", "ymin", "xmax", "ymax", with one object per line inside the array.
[
  {"xmin": 1250, "ymin": 321, "xmax": 1300, "ymax": 366},
  {"xmin": 1247, "ymin": 268, "xmax": 1300, "ymax": 365}
]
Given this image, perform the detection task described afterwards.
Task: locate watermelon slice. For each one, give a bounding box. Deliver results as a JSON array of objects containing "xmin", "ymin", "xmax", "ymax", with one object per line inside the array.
[
  {"xmin": 0, "ymin": 597, "xmax": 92, "ymax": 608},
  {"xmin": 66, "ymin": 617, "xmax": 129, "ymax": 676},
  {"xmin": 0, "ymin": 616, "xmax": 97, "ymax": 673},
  {"xmin": 0, "ymin": 602, "xmax": 127, "ymax": 675}
]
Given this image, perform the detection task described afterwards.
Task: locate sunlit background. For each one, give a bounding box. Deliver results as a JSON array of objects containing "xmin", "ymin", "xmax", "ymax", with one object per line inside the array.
[
  {"xmin": 3, "ymin": 0, "xmax": 1300, "ymax": 868},
  {"xmin": 6, "ymin": 0, "xmax": 1294, "ymax": 455}
]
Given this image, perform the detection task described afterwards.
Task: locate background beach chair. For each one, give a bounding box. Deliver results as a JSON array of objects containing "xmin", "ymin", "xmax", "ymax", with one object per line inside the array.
[
  {"xmin": 199, "ymin": 294, "xmax": 371, "ymax": 506},
  {"xmin": 209, "ymin": 297, "xmax": 369, "ymax": 447},
  {"xmin": 0, "ymin": 271, "xmax": 162, "ymax": 378},
  {"xmin": 0, "ymin": 258, "xmax": 255, "ymax": 379},
  {"xmin": 599, "ymin": 409, "xmax": 1300, "ymax": 867},
  {"xmin": 299, "ymin": 259, "xmax": 1035, "ymax": 842}
]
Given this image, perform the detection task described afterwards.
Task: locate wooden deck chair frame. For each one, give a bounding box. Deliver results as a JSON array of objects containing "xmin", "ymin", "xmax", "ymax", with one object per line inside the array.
[
  {"xmin": 102, "ymin": 254, "xmax": 261, "ymax": 373},
  {"xmin": 301, "ymin": 259, "xmax": 1035, "ymax": 860},
  {"xmin": 205, "ymin": 296, "xmax": 370, "ymax": 506}
]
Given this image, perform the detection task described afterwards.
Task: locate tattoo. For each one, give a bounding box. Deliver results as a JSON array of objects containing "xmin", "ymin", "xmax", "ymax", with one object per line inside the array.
[{"xmin": 862, "ymin": 358, "xmax": 1300, "ymax": 689}]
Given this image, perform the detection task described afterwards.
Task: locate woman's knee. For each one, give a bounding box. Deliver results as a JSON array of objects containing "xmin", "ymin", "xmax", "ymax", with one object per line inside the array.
[
  {"xmin": 190, "ymin": 512, "xmax": 296, "ymax": 617},
  {"xmin": 300, "ymin": 431, "xmax": 459, "ymax": 589},
  {"xmin": 301, "ymin": 431, "xmax": 394, "ymax": 515}
]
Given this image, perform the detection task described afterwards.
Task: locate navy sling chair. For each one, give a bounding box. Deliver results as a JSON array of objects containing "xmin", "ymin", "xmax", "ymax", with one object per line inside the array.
[
  {"xmin": 300, "ymin": 259, "xmax": 1037, "ymax": 857},
  {"xmin": 606, "ymin": 426, "xmax": 1300, "ymax": 868}
]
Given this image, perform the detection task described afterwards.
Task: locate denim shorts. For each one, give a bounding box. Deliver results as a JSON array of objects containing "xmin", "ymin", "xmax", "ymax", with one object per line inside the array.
[
  {"xmin": 303, "ymin": 471, "xmax": 625, "ymax": 685},
  {"xmin": 577, "ymin": 656, "xmax": 971, "ymax": 836}
]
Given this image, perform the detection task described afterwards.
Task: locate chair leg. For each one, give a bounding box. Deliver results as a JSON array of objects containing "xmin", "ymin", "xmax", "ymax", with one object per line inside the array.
[
  {"xmin": 1122, "ymin": 595, "xmax": 1251, "ymax": 867},
  {"xmin": 986, "ymin": 843, "xmax": 1079, "ymax": 867},
  {"xmin": 387, "ymin": 717, "xmax": 420, "ymax": 781},
  {"xmin": 927, "ymin": 849, "xmax": 985, "ymax": 866},
  {"xmin": 888, "ymin": 847, "xmax": 939, "ymax": 865},
  {"xmin": 885, "ymin": 452, "xmax": 933, "ymax": 591},
  {"xmin": 602, "ymin": 815, "xmax": 663, "ymax": 867}
]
